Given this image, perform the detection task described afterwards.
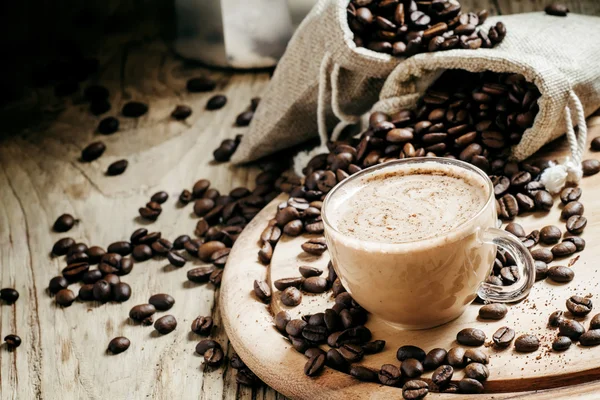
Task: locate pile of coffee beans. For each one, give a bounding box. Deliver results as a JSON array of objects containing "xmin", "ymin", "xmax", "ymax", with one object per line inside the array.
[
  {"xmin": 347, "ymin": 0, "xmax": 505, "ymax": 57},
  {"xmin": 548, "ymin": 295, "xmax": 600, "ymax": 349}
]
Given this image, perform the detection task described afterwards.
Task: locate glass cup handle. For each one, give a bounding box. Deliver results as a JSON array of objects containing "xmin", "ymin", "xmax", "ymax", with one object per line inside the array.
[{"xmin": 477, "ymin": 227, "xmax": 536, "ymax": 303}]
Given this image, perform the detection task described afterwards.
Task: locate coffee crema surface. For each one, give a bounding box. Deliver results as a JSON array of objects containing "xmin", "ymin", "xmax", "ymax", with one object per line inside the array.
[{"xmin": 331, "ymin": 163, "xmax": 489, "ymax": 243}]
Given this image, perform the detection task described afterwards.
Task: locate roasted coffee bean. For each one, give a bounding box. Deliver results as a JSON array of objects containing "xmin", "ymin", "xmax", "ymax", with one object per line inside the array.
[
  {"xmin": 171, "ymin": 235, "xmax": 189, "ymax": 250},
  {"xmin": 505, "ymin": 222, "xmax": 525, "ymax": 237},
  {"xmin": 360, "ymin": 340, "xmax": 384, "ymax": 355},
  {"xmin": 3, "ymin": 334, "xmax": 21, "ymax": 349},
  {"xmin": 545, "ymin": 3, "xmax": 569, "ymax": 16},
  {"xmin": 500, "ymin": 266, "xmax": 519, "ymax": 284},
  {"xmin": 66, "ymin": 251, "xmax": 88, "ymax": 265},
  {"xmin": 235, "ymin": 111, "xmax": 254, "ymax": 126},
  {"xmin": 559, "ymin": 319, "xmax": 585, "ymax": 340},
  {"xmin": 423, "ymin": 348, "xmax": 447, "ymax": 370},
  {"xmin": 211, "ymin": 248, "xmax": 230, "ymax": 267},
  {"xmin": 197, "ymin": 241, "xmax": 225, "ymax": 262},
  {"xmin": 566, "ymin": 215, "xmax": 587, "ymax": 234},
  {"xmin": 53, "ymin": 214, "xmax": 76, "ymax": 232},
  {"xmin": 62, "ymin": 262, "xmax": 90, "ymax": 281},
  {"xmin": 56, "ymin": 289, "xmax": 76, "ymax": 307},
  {"xmin": 397, "ymin": 345, "xmax": 426, "ymax": 362},
  {"xmin": 431, "ymin": 365, "xmax": 453, "ymax": 388},
  {"xmin": 339, "ymin": 343, "xmax": 364, "ymax": 362},
  {"xmin": 479, "ymin": 303, "xmax": 507, "ymax": 320},
  {"xmin": 535, "ymin": 261, "xmax": 548, "ymax": 281},
  {"xmin": 132, "ymin": 244, "xmax": 153, "ymax": 262},
  {"xmin": 273, "ymin": 277, "xmax": 304, "ymax": 291},
  {"xmin": 98, "ymin": 253, "xmax": 122, "ymax": 275},
  {"xmin": 516, "ymin": 193, "xmax": 535, "ymax": 212},
  {"xmin": 348, "ymin": 365, "xmax": 377, "ymax": 382},
  {"xmin": 552, "ymin": 241, "xmax": 576, "ymax": 257},
  {"xmin": 112, "ymin": 282, "xmax": 131, "ymax": 302},
  {"xmin": 308, "ymin": 313, "xmax": 325, "ymax": 327},
  {"xmin": 561, "ymin": 201, "xmax": 584, "ymax": 220},
  {"xmin": 563, "ymin": 236, "xmax": 586, "ymax": 251},
  {"xmin": 187, "ymin": 267, "xmax": 215, "ymax": 283},
  {"xmin": 52, "ymin": 237, "xmax": 76, "ymax": 256},
  {"xmin": 193, "ymin": 199, "xmax": 215, "ymax": 217},
  {"xmin": 402, "ymin": 380, "xmax": 429, "ymax": 400},
  {"xmin": 196, "ymin": 339, "xmax": 220, "ymax": 355},
  {"xmin": 93, "ymin": 280, "xmax": 112, "ymax": 302},
  {"xmin": 286, "ymin": 319, "xmax": 307, "ymax": 337},
  {"xmin": 170, "ymin": 104, "xmax": 192, "ymax": 120},
  {"xmin": 191, "ymin": 316, "xmax": 213, "ymax": 335},
  {"xmin": 151, "ymin": 238, "xmax": 172, "ymax": 256},
  {"xmin": 325, "ymin": 348, "xmax": 348, "ymax": 372},
  {"xmin": 303, "ymin": 277, "xmax": 328, "ymax": 294},
  {"xmin": 301, "ymin": 237, "xmax": 327, "ymax": 256},
  {"xmin": 566, "ymin": 295, "xmax": 592, "ymax": 316},
  {"xmin": 531, "ymin": 248, "xmax": 553, "ymax": 263},
  {"xmin": 549, "ymin": 310, "xmax": 565, "ymax": 327},
  {"xmin": 187, "ymin": 76, "xmax": 216, "ymax": 92},
  {"xmin": 122, "ymin": 101, "xmax": 148, "ymax": 117},
  {"xmin": 560, "ymin": 187, "xmax": 582, "ymax": 204},
  {"xmin": 492, "ymin": 326, "xmax": 515, "ymax": 348},
  {"xmin": 148, "ymin": 293, "xmax": 175, "ymax": 311},
  {"xmin": 304, "ymin": 354, "xmax": 326, "ymax": 377},
  {"xmin": 191, "ymin": 179, "xmax": 210, "ymax": 198},
  {"xmin": 0, "ymin": 288, "xmax": 18, "ymax": 304},
  {"xmin": 515, "ymin": 334, "xmax": 539, "ymax": 352},
  {"xmin": 458, "ymin": 378, "xmax": 484, "ymax": 394},
  {"xmin": 167, "ymin": 251, "xmax": 186, "ymax": 267},
  {"xmin": 552, "ymin": 336, "xmax": 572, "ymax": 351},
  {"xmin": 582, "ymin": 159, "xmax": 600, "ymax": 176},
  {"xmin": 547, "ymin": 265, "xmax": 574, "ymax": 283},
  {"xmin": 206, "ymin": 94, "xmax": 227, "ymax": 110},
  {"xmin": 465, "ymin": 363, "xmax": 489, "ymax": 382},
  {"xmin": 253, "ymin": 280, "xmax": 271, "ymax": 303},
  {"xmin": 179, "ymin": 189, "xmax": 193, "ymax": 205},
  {"xmin": 81, "ymin": 141, "xmax": 106, "ymax": 162},
  {"xmin": 299, "ymin": 266, "xmax": 322, "ymax": 278},
  {"xmin": 580, "ymin": 330, "xmax": 600, "ymax": 346},
  {"xmin": 590, "ymin": 314, "xmax": 600, "ymax": 330},
  {"xmin": 49, "ymin": 276, "xmax": 69, "ymax": 294},
  {"xmin": 534, "ymin": 190, "xmax": 554, "ymax": 211},
  {"xmin": 86, "ymin": 246, "xmax": 106, "ymax": 264},
  {"xmin": 119, "ymin": 257, "xmax": 134, "ymax": 276},
  {"xmin": 139, "ymin": 202, "xmax": 161, "ymax": 220},
  {"xmin": 446, "ymin": 347, "xmax": 466, "ymax": 367},
  {"xmin": 377, "ymin": 363, "xmax": 401, "ymax": 386},
  {"xmin": 258, "ymin": 241, "xmax": 273, "ymax": 264},
  {"xmin": 106, "ymin": 159, "xmax": 128, "ymax": 176},
  {"xmin": 108, "ymin": 337, "xmax": 130, "ymax": 354},
  {"xmin": 302, "ymin": 325, "xmax": 327, "ymax": 343},
  {"xmin": 129, "ymin": 304, "xmax": 156, "ymax": 321},
  {"xmin": 213, "ymin": 139, "xmax": 239, "ymax": 162},
  {"xmin": 280, "ymin": 287, "xmax": 302, "ymax": 307},
  {"xmin": 464, "ymin": 348, "xmax": 489, "ymax": 365},
  {"xmin": 107, "ymin": 241, "xmax": 132, "ymax": 256},
  {"xmin": 592, "ymin": 137, "xmax": 600, "ymax": 151},
  {"xmin": 457, "ymin": 328, "xmax": 486, "ymax": 346},
  {"xmin": 149, "ymin": 192, "xmax": 168, "ymax": 205},
  {"xmin": 154, "ymin": 315, "xmax": 177, "ymax": 334},
  {"xmin": 540, "ymin": 225, "xmax": 561, "ymax": 244},
  {"xmin": 401, "ymin": 358, "xmax": 424, "ymax": 378},
  {"xmin": 204, "ymin": 347, "xmax": 224, "ymax": 367},
  {"xmin": 498, "ymin": 194, "xmax": 518, "ymax": 219},
  {"xmin": 130, "ymin": 228, "xmax": 148, "ymax": 245}
]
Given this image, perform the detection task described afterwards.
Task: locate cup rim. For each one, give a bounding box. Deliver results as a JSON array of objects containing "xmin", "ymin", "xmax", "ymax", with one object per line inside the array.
[{"xmin": 321, "ymin": 157, "xmax": 495, "ymax": 247}]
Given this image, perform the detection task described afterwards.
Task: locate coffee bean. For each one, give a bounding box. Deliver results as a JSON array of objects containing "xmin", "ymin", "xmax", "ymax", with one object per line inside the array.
[
  {"xmin": 4, "ymin": 334, "xmax": 22, "ymax": 348},
  {"xmin": 187, "ymin": 266, "xmax": 214, "ymax": 283},
  {"xmin": 431, "ymin": 365, "xmax": 453, "ymax": 388},
  {"xmin": 559, "ymin": 187, "xmax": 582, "ymax": 206},
  {"xmin": 492, "ymin": 326, "xmax": 515, "ymax": 348},
  {"xmin": 204, "ymin": 347, "xmax": 224, "ymax": 367},
  {"xmin": 179, "ymin": 189, "xmax": 193, "ymax": 205},
  {"xmin": 150, "ymin": 238, "xmax": 172, "ymax": 256},
  {"xmin": 154, "ymin": 315, "xmax": 177, "ymax": 334},
  {"xmin": 122, "ymin": 101, "xmax": 148, "ymax": 118},
  {"xmin": 401, "ymin": 358, "xmax": 424, "ymax": 378},
  {"xmin": 66, "ymin": 251, "xmax": 89, "ymax": 265},
  {"xmin": 191, "ymin": 316, "xmax": 214, "ymax": 336},
  {"xmin": 552, "ymin": 336, "xmax": 572, "ymax": 351},
  {"xmin": 505, "ymin": 222, "xmax": 525, "ymax": 237},
  {"xmin": 458, "ymin": 378, "xmax": 484, "ymax": 394},
  {"xmin": 56, "ymin": 289, "xmax": 76, "ymax": 307},
  {"xmin": 81, "ymin": 141, "xmax": 107, "ymax": 163},
  {"xmin": 457, "ymin": 328, "xmax": 486, "ymax": 346},
  {"xmin": 302, "ymin": 277, "xmax": 328, "ymax": 294},
  {"xmin": 561, "ymin": 201, "xmax": 584, "ymax": 220},
  {"xmin": 111, "ymin": 282, "xmax": 130, "ymax": 302},
  {"xmin": 53, "ymin": 214, "xmax": 76, "ymax": 232},
  {"xmin": 286, "ymin": 319, "xmax": 307, "ymax": 337},
  {"xmin": 62, "ymin": 262, "xmax": 90, "ymax": 281},
  {"xmin": 129, "ymin": 304, "xmax": 156, "ymax": 321},
  {"xmin": 465, "ymin": 362, "xmax": 489, "ymax": 382},
  {"xmin": 549, "ymin": 310, "xmax": 565, "ymax": 327},
  {"xmin": 547, "ymin": 265, "xmax": 574, "ymax": 283},
  {"xmin": 171, "ymin": 104, "xmax": 192, "ymax": 120},
  {"xmin": 52, "ymin": 237, "xmax": 75, "ymax": 256},
  {"xmin": 304, "ymin": 354, "xmax": 326, "ymax": 377},
  {"xmin": 582, "ymin": 159, "xmax": 600, "ymax": 176},
  {"xmin": 423, "ymin": 348, "xmax": 447, "ymax": 370},
  {"xmin": 361, "ymin": 340, "xmax": 385, "ymax": 355},
  {"xmin": 235, "ymin": 111, "xmax": 254, "ymax": 127},
  {"xmin": 196, "ymin": 340, "xmax": 221, "ymax": 358},
  {"xmin": 534, "ymin": 261, "xmax": 548, "ymax": 281},
  {"xmin": 86, "ymin": 246, "xmax": 106, "ymax": 264},
  {"xmin": 187, "ymin": 77, "xmax": 216, "ymax": 92},
  {"xmin": 566, "ymin": 295, "xmax": 593, "ymax": 316},
  {"xmin": 580, "ymin": 330, "xmax": 600, "ymax": 346},
  {"xmin": 299, "ymin": 266, "xmax": 322, "ymax": 278},
  {"xmin": 563, "ymin": 236, "xmax": 585, "ymax": 251},
  {"xmin": 566, "ymin": 215, "xmax": 587, "ymax": 234},
  {"xmin": 147, "ymin": 293, "xmax": 175, "ymax": 311},
  {"xmin": 534, "ymin": 190, "xmax": 553, "ymax": 211},
  {"xmin": 463, "ymin": 349, "xmax": 488, "ymax": 365},
  {"xmin": 206, "ymin": 95, "xmax": 227, "ymax": 110},
  {"xmin": 106, "ymin": 241, "xmax": 132, "ymax": 256},
  {"xmin": 531, "ymin": 248, "xmax": 553, "ymax": 263},
  {"xmin": 49, "ymin": 276, "xmax": 69, "ymax": 294},
  {"xmin": 500, "ymin": 265, "xmax": 519, "ymax": 284},
  {"xmin": 339, "ymin": 343, "xmax": 364, "ymax": 362},
  {"xmin": 590, "ymin": 314, "xmax": 600, "ymax": 330},
  {"xmin": 108, "ymin": 337, "xmax": 130, "ymax": 354},
  {"xmin": 106, "ymin": 159, "xmax": 128, "ymax": 176},
  {"xmin": 301, "ymin": 237, "xmax": 327, "ymax": 256},
  {"xmin": 479, "ymin": 303, "xmax": 507, "ymax": 320},
  {"xmin": 0, "ymin": 288, "xmax": 19, "ymax": 304},
  {"xmin": 545, "ymin": 3, "xmax": 569, "ymax": 16},
  {"xmin": 272, "ymin": 311, "xmax": 290, "ymax": 334},
  {"xmin": 447, "ymin": 347, "xmax": 467, "ymax": 368},
  {"xmin": 280, "ymin": 287, "xmax": 302, "ymax": 307},
  {"xmin": 397, "ymin": 345, "xmax": 426, "ymax": 362},
  {"xmin": 253, "ymin": 280, "xmax": 271, "ymax": 303},
  {"xmin": 376, "ymin": 363, "xmax": 401, "ymax": 386},
  {"xmin": 402, "ymin": 380, "xmax": 429, "ymax": 400},
  {"xmin": 540, "ymin": 225, "xmax": 561, "ymax": 244},
  {"xmin": 499, "ymin": 194, "xmax": 518, "ymax": 219},
  {"xmin": 164, "ymin": 251, "xmax": 185, "ymax": 268},
  {"xmin": 130, "ymin": 228, "xmax": 148, "ymax": 245},
  {"xmin": 559, "ymin": 319, "xmax": 585, "ymax": 340},
  {"xmin": 349, "ymin": 365, "xmax": 377, "ymax": 382},
  {"xmin": 132, "ymin": 244, "xmax": 153, "ymax": 262},
  {"xmin": 92, "ymin": 280, "xmax": 112, "ymax": 302},
  {"xmin": 213, "ymin": 139, "xmax": 239, "ymax": 162},
  {"xmin": 551, "ymin": 241, "xmax": 576, "ymax": 258}
]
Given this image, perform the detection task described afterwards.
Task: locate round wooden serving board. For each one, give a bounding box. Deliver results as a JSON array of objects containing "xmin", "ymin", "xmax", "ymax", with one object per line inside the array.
[{"xmin": 222, "ymin": 113, "xmax": 600, "ymax": 399}]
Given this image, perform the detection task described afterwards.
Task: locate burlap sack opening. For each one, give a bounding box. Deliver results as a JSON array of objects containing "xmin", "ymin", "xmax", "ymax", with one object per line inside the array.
[
  {"xmin": 373, "ymin": 13, "xmax": 600, "ymax": 192},
  {"xmin": 232, "ymin": 0, "xmax": 403, "ymax": 164}
]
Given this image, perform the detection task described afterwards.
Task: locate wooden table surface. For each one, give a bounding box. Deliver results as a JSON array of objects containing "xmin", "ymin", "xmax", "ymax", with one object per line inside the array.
[{"xmin": 1, "ymin": 1, "xmax": 599, "ymax": 399}]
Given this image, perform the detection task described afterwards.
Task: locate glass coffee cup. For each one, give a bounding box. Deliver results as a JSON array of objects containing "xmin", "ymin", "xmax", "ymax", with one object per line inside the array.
[{"xmin": 322, "ymin": 158, "xmax": 535, "ymax": 330}]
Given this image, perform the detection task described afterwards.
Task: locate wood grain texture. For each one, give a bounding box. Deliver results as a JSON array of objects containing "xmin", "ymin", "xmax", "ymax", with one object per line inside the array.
[{"xmin": 222, "ymin": 112, "xmax": 600, "ymax": 399}]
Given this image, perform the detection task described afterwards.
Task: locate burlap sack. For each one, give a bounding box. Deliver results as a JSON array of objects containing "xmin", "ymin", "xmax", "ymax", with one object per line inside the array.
[
  {"xmin": 373, "ymin": 12, "xmax": 600, "ymax": 192},
  {"xmin": 232, "ymin": 0, "xmax": 402, "ymax": 164}
]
